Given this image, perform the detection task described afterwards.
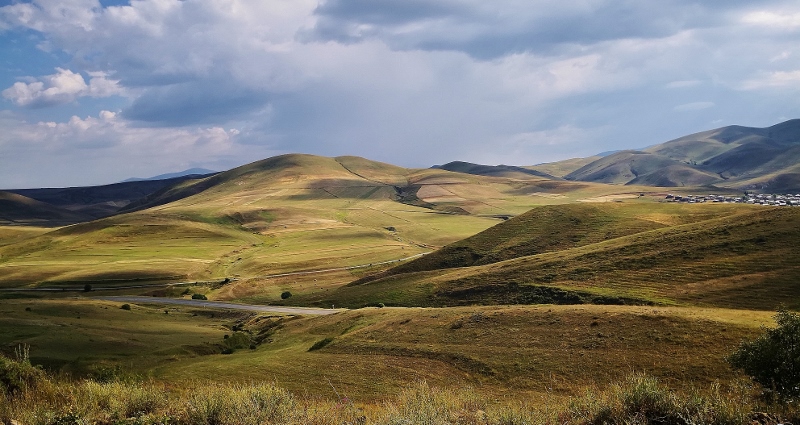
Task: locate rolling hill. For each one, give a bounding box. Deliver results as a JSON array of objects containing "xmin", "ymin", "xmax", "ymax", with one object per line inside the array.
[
  {"xmin": 563, "ymin": 119, "xmax": 800, "ymax": 191},
  {"xmin": 319, "ymin": 203, "xmax": 800, "ymax": 311},
  {"xmin": 1, "ymin": 154, "xmax": 640, "ymax": 291}
]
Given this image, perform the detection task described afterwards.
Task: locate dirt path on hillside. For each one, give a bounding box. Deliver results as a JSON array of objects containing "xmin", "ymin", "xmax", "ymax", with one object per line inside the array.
[{"xmin": 93, "ymin": 295, "xmax": 341, "ymax": 315}]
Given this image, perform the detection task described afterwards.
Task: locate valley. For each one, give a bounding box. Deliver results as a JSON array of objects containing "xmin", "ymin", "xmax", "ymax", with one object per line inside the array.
[{"xmin": 0, "ymin": 128, "xmax": 799, "ymax": 422}]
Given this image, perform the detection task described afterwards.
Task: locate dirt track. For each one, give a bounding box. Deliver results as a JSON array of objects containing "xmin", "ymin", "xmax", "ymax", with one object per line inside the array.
[{"xmin": 93, "ymin": 295, "xmax": 341, "ymax": 315}]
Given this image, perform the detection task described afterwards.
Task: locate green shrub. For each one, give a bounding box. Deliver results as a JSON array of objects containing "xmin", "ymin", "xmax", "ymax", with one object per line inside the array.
[
  {"xmin": 191, "ymin": 293, "xmax": 208, "ymax": 300},
  {"xmin": 120, "ymin": 304, "xmax": 131, "ymax": 310},
  {"xmin": 223, "ymin": 332, "xmax": 253, "ymax": 352},
  {"xmin": 280, "ymin": 291, "xmax": 292, "ymax": 299},
  {"xmin": 83, "ymin": 284, "xmax": 92, "ymax": 292},
  {"xmin": 0, "ymin": 352, "xmax": 46, "ymax": 395},
  {"xmin": 308, "ymin": 337, "xmax": 333, "ymax": 352},
  {"xmin": 728, "ymin": 309, "xmax": 800, "ymax": 402}
]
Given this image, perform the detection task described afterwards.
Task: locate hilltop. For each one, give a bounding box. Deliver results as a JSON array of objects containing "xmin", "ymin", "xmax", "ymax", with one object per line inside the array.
[{"xmin": 1, "ymin": 153, "xmax": 638, "ymax": 290}]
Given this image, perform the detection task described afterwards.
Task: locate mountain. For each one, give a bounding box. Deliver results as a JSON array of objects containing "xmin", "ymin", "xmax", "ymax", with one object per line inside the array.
[
  {"xmin": 1, "ymin": 154, "xmax": 616, "ymax": 288},
  {"xmin": 563, "ymin": 119, "xmax": 800, "ymax": 191},
  {"xmin": 121, "ymin": 168, "xmax": 217, "ymax": 182}
]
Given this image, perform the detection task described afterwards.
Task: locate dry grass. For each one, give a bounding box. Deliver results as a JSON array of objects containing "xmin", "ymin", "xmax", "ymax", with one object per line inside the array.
[{"xmin": 1, "ymin": 359, "xmax": 796, "ymax": 425}]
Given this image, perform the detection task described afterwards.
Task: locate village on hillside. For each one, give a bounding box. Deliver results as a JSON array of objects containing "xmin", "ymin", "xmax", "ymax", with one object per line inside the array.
[{"xmin": 666, "ymin": 193, "xmax": 800, "ymax": 206}]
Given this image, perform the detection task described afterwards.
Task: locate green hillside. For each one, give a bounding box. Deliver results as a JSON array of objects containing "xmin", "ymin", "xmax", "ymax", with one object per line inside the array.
[
  {"xmin": 351, "ymin": 202, "xmax": 745, "ymax": 284},
  {"xmin": 321, "ymin": 203, "xmax": 800, "ymax": 311},
  {"xmin": 1, "ymin": 154, "xmax": 642, "ymax": 291}
]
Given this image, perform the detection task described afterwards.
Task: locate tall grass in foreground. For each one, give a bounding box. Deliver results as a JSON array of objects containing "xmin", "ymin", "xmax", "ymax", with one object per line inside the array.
[{"xmin": 0, "ymin": 355, "xmax": 797, "ymax": 424}]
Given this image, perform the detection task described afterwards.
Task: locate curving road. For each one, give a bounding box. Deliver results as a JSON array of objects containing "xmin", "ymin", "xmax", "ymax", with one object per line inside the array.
[{"xmin": 93, "ymin": 295, "xmax": 341, "ymax": 315}]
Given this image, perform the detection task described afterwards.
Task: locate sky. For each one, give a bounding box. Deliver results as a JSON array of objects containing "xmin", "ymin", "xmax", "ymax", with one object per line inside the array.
[{"xmin": 1, "ymin": 0, "xmax": 800, "ymax": 188}]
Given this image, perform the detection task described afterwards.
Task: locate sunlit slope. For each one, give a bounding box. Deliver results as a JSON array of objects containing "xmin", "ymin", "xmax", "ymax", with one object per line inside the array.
[
  {"xmin": 154, "ymin": 304, "xmax": 769, "ymax": 398},
  {"xmin": 352, "ymin": 203, "xmax": 747, "ymax": 284},
  {"xmin": 1, "ymin": 154, "xmax": 640, "ymax": 288},
  {"xmin": 323, "ymin": 204, "xmax": 800, "ymax": 310}
]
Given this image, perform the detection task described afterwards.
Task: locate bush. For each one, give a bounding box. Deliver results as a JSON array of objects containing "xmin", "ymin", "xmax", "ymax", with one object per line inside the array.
[
  {"xmin": 308, "ymin": 337, "xmax": 333, "ymax": 352},
  {"xmin": 120, "ymin": 304, "xmax": 131, "ymax": 310},
  {"xmin": 191, "ymin": 293, "xmax": 208, "ymax": 300},
  {"xmin": 83, "ymin": 284, "xmax": 93, "ymax": 292},
  {"xmin": 280, "ymin": 291, "xmax": 292, "ymax": 300},
  {"xmin": 727, "ymin": 309, "xmax": 800, "ymax": 402},
  {"xmin": 0, "ymin": 350, "xmax": 45, "ymax": 395}
]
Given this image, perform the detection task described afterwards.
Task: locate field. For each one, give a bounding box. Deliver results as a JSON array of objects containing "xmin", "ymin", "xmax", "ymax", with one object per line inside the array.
[
  {"xmin": 326, "ymin": 203, "xmax": 800, "ymax": 311},
  {"xmin": 0, "ymin": 297, "xmax": 771, "ymax": 400},
  {"xmin": 0, "ymin": 154, "xmax": 661, "ymax": 295},
  {"xmin": 0, "ymin": 154, "xmax": 797, "ymax": 423}
]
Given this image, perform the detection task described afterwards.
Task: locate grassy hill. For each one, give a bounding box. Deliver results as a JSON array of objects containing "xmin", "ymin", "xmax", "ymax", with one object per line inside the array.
[
  {"xmin": 350, "ymin": 202, "xmax": 745, "ymax": 284},
  {"xmin": 560, "ymin": 119, "xmax": 800, "ymax": 191},
  {"xmin": 0, "ymin": 297, "xmax": 770, "ymax": 400},
  {"xmin": 525, "ymin": 156, "xmax": 602, "ymax": 178},
  {"xmin": 565, "ymin": 151, "xmax": 722, "ymax": 186},
  {"xmin": 320, "ymin": 203, "xmax": 800, "ymax": 311},
  {"xmin": 1, "ymin": 154, "xmax": 645, "ymax": 292}
]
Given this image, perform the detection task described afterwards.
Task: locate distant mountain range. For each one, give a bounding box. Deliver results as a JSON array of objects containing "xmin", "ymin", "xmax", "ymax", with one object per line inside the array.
[
  {"xmin": 438, "ymin": 120, "xmax": 800, "ymax": 192},
  {"xmin": 121, "ymin": 168, "xmax": 217, "ymax": 182},
  {"xmin": 549, "ymin": 119, "xmax": 800, "ymax": 191},
  {"xmin": 3, "ymin": 119, "xmax": 798, "ymax": 227}
]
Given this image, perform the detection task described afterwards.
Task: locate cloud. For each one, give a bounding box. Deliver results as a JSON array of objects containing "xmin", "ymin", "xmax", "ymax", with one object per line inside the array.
[
  {"xmin": 0, "ymin": 110, "xmax": 266, "ymax": 188},
  {"xmin": 740, "ymin": 70, "xmax": 800, "ymax": 90},
  {"xmin": 1, "ymin": 0, "xmax": 800, "ymax": 188},
  {"xmin": 742, "ymin": 10, "xmax": 800, "ymax": 30},
  {"xmin": 2, "ymin": 67, "xmax": 122, "ymax": 107},
  {"xmin": 305, "ymin": 0, "xmax": 758, "ymax": 59},
  {"xmin": 674, "ymin": 101, "xmax": 715, "ymax": 112}
]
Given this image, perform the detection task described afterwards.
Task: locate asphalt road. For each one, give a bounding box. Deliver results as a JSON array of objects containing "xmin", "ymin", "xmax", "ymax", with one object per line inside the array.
[{"xmin": 93, "ymin": 296, "xmax": 341, "ymax": 315}]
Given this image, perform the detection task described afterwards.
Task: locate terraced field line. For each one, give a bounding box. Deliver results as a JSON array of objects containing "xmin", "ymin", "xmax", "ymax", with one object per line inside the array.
[
  {"xmin": 93, "ymin": 296, "xmax": 341, "ymax": 315},
  {"xmin": 0, "ymin": 253, "xmax": 430, "ymax": 292},
  {"xmin": 251, "ymin": 252, "xmax": 430, "ymax": 279}
]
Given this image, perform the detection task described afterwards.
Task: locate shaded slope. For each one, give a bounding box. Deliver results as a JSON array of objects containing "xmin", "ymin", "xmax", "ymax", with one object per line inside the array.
[
  {"xmin": 433, "ymin": 161, "xmax": 558, "ymax": 180},
  {"xmin": 326, "ymin": 204, "xmax": 800, "ymax": 311},
  {"xmin": 0, "ymin": 191, "xmax": 92, "ymax": 225},
  {"xmin": 565, "ymin": 151, "xmax": 720, "ymax": 186},
  {"xmin": 9, "ymin": 175, "xmax": 210, "ymax": 220}
]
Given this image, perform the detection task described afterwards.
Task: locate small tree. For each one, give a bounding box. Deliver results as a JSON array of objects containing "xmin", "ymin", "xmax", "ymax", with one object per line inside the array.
[
  {"xmin": 83, "ymin": 284, "xmax": 93, "ymax": 292},
  {"xmin": 191, "ymin": 293, "xmax": 208, "ymax": 300},
  {"xmin": 280, "ymin": 291, "xmax": 292, "ymax": 300},
  {"xmin": 727, "ymin": 309, "xmax": 800, "ymax": 402}
]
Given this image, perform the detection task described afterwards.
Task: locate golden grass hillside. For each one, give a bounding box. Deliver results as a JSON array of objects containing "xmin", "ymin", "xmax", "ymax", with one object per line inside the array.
[
  {"xmin": 0, "ymin": 154, "xmax": 658, "ymax": 292},
  {"xmin": 325, "ymin": 203, "xmax": 800, "ymax": 311},
  {"xmin": 0, "ymin": 298, "xmax": 771, "ymax": 401}
]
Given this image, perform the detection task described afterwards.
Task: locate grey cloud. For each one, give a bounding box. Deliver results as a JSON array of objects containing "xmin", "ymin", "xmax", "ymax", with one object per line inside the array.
[
  {"xmin": 307, "ymin": 0, "xmax": 778, "ymax": 59},
  {"xmin": 121, "ymin": 80, "xmax": 271, "ymax": 126}
]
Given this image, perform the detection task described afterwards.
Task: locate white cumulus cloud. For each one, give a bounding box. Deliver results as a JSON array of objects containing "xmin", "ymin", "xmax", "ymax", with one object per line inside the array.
[{"xmin": 2, "ymin": 68, "xmax": 123, "ymax": 108}]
